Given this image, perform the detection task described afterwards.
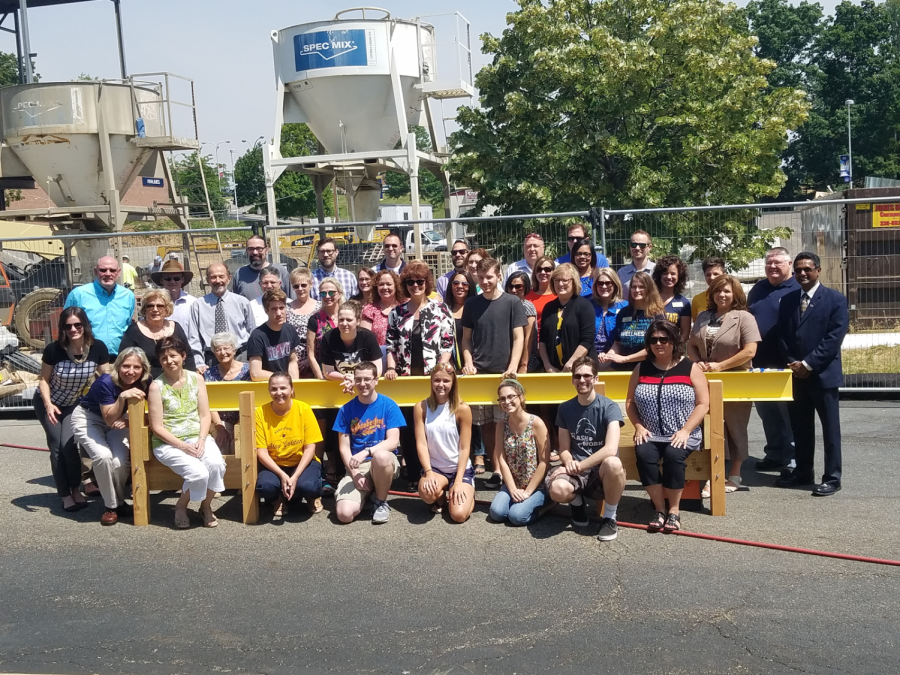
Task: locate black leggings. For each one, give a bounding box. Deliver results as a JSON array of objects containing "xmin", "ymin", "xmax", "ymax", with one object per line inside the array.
[
  {"xmin": 33, "ymin": 395, "xmax": 81, "ymax": 498},
  {"xmin": 635, "ymin": 441, "xmax": 693, "ymax": 490},
  {"xmin": 400, "ymin": 406, "xmax": 422, "ymax": 481}
]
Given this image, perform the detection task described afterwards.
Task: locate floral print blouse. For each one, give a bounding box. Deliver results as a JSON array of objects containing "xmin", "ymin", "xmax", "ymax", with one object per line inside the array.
[{"xmin": 386, "ymin": 297, "xmax": 454, "ymax": 375}]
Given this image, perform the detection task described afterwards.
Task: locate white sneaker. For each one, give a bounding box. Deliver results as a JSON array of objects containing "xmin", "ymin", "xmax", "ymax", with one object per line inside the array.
[{"xmin": 372, "ymin": 499, "xmax": 391, "ymax": 524}]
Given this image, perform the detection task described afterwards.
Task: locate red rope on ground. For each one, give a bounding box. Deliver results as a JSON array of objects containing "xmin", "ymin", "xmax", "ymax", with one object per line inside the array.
[{"xmin": 4, "ymin": 446, "xmax": 897, "ymax": 568}]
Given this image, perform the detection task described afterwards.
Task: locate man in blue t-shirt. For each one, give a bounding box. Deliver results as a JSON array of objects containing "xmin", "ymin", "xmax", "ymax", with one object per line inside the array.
[
  {"xmin": 333, "ymin": 361, "xmax": 406, "ymax": 524},
  {"xmin": 545, "ymin": 356, "xmax": 625, "ymax": 541}
]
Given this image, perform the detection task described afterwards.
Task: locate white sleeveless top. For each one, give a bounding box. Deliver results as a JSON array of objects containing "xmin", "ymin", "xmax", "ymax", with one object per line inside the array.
[{"xmin": 425, "ymin": 401, "xmax": 470, "ymax": 473}]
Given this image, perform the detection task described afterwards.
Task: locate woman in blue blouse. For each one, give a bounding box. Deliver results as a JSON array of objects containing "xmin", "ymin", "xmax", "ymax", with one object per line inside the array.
[
  {"xmin": 591, "ymin": 267, "xmax": 629, "ymax": 359},
  {"xmin": 600, "ymin": 271, "xmax": 666, "ymax": 371}
]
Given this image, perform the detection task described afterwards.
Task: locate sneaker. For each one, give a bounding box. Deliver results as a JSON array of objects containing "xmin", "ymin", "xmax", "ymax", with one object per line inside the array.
[
  {"xmin": 597, "ymin": 517, "xmax": 618, "ymax": 541},
  {"xmin": 570, "ymin": 496, "xmax": 588, "ymax": 527},
  {"xmin": 484, "ymin": 472, "xmax": 502, "ymax": 489},
  {"xmin": 372, "ymin": 499, "xmax": 391, "ymax": 524}
]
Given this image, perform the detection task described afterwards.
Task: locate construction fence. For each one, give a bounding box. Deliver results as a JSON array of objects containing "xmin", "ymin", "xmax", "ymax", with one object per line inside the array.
[{"xmin": 1, "ymin": 193, "xmax": 899, "ymax": 411}]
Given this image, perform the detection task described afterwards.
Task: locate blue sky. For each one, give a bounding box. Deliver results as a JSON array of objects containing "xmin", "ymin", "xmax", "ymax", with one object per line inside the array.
[{"xmin": 2, "ymin": 0, "xmax": 845, "ymax": 163}]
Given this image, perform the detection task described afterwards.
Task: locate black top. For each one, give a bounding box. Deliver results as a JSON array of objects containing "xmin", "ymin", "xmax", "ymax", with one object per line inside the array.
[
  {"xmin": 539, "ymin": 295, "xmax": 597, "ymax": 370},
  {"xmin": 119, "ymin": 321, "xmax": 194, "ymax": 380},
  {"xmin": 247, "ymin": 323, "xmax": 302, "ymax": 374},
  {"xmin": 320, "ymin": 328, "xmax": 382, "ymax": 375}
]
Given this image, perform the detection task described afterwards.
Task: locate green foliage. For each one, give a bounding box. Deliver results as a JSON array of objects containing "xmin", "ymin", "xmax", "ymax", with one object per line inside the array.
[
  {"xmin": 450, "ymin": 0, "xmax": 808, "ymax": 218},
  {"xmin": 170, "ymin": 152, "xmax": 229, "ymax": 216},
  {"xmin": 0, "ymin": 52, "xmax": 18, "ymax": 87},
  {"xmin": 746, "ymin": 0, "xmax": 900, "ymax": 196},
  {"xmin": 383, "ymin": 126, "xmax": 446, "ymax": 208},
  {"xmin": 76, "ymin": 73, "xmax": 99, "ymax": 81},
  {"xmin": 234, "ymin": 124, "xmax": 328, "ymax": 219}
]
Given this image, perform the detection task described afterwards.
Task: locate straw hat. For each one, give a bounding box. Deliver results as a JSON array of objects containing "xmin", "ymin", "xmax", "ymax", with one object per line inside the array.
[{"xmin": 150, "ymin": 259, "xmax": 193, "ymax": 286}]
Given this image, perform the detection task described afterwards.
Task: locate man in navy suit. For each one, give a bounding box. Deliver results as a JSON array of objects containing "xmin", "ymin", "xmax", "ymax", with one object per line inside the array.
[{"xmin": 774, "ymin": 252, "xmax": 849, "ymax": 496}]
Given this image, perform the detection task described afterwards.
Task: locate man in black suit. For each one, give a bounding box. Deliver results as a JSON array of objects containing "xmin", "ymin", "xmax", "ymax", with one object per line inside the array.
[{"xmin": 774, "ymin": 252, "xmax": 849, "ymax": 496}]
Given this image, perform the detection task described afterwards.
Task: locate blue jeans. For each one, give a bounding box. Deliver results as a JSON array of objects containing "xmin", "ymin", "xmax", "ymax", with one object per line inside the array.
[
  {"xmin": 489, "ymin": 486, "xmax": 547, "ymax": 526},
  {"xmin": 755, "ymin": 402, "xmax": 795, "ymax": 465},
  {"xmin": 257, "ymin": 461, "xmax": 322, "ymax": 503}
]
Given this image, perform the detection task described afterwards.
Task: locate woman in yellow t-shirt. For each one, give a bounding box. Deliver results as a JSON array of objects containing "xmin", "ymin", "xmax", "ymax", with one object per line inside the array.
[{"xmin": 255, "ymin": 372, "xmax": 324, "ymax": 517}]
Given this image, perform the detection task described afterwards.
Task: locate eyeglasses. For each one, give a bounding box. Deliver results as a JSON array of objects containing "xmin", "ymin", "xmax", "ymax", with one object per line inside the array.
[
  {"xmin": 246, "ymin": 246, "xmax": 266, "ymax": 253},
  {"xmin": 648, "ymin": 336, "xmax": 670, "ymax": 345},
  {"xmin": 452, "ymin": 280, "xmax": 469, "ymax": 288},
  {"xmin": 162, "ymin": 276, "xmax": 183, "ymax": 282},
  {"xmin": 497, "ymin": 394, "xmax": 520, "ymax": 404},
  {"xmin": 765, "ymin": 260, "xmax": 790, "ymax": 267},
  {"xmin": 537, "ymin": 266, "xmax": 553, "ymax": 274},
  {"xmin": 452, "ymin": 249, "xmax": 468, "ymax": 256},
  {"xmin": 65, "ymin": 322, "xmax": 84, "ymax": 331},
  {"xmin": 320, "ymin": 290, "xmax": 338, "ymax": 298},
  {"xmin": 405, "ymin": 278, "xmax": 426, "ymax": 287},
  {"xmin": 630, "ymin": 242, "xmax": 649, "ymax": 249},
  {"xmin": 292, "ymin": 283, "xmax": 309, "ymax": 289},
  {"xmin": 572, "ymin": 373, "xmax": 593, "ymax": 380},
  {"xmin": 574, "ymin": 251, "xmax": 592, "ymax": 257},
  {"xmin": 319, "ymin": 249, "xmax": 336, "ymax": 255},
  {"xmin": 97, "ymin": 267, "xmax": 117, "ymax": 273},
  {"xmin": 508, "ymin": 283, "xmax": 525, "ymax": 291}
]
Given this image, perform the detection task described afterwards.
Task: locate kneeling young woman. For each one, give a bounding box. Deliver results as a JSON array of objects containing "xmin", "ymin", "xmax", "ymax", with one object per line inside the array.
[
  {"xmin": 414, "ymin": 363, "xmax": 475, "ymax": 523},
  {"xmin": 489, "ymin": 379, "xmax": 551, "ymax": 526}
]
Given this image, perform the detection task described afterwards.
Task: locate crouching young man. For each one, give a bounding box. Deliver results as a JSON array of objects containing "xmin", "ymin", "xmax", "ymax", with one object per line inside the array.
[
  {"xmin": 333, "ymin": 362, "xmax": 406, "ymax": 524},
  {"xmin": 545, "ymin": 356, "xmax": 626, "ymax": 541}
]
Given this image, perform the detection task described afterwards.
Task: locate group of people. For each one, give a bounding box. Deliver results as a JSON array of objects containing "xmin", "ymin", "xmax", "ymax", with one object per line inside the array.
[{"xmin": 34, "ymin": 225, "xmax": 849, "ymax": 533}]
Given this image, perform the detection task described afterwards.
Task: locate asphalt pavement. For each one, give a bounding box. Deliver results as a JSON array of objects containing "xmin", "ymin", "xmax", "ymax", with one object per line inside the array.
[{"xmin": 1, "ymin": 401, "xmax": 899, "ymax": 675}]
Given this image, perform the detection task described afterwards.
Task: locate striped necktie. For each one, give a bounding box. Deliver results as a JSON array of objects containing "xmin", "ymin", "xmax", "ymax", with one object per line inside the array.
[
  {"xmin": 215, "ymin": 296, "xmax": 227, "ymax": 334},
  {"xmin": 800, "ymin": 293, "xmax": 810, "ymax": 316}
]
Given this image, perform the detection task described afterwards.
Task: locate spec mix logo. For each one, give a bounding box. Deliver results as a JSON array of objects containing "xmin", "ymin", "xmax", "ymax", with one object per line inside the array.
[{"xmin": 294, "ymin": 29, "xmax": 375, "ymax": 71}]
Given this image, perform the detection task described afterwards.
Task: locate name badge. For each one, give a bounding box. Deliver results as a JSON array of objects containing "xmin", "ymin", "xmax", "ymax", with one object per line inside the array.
[
  {"xmin": 623, "ymin": 317, "xmax": 633, "ymax": 323},
  {"xmin": 672, "ymin": 302, "xmax": 684, "ymax": 308}
]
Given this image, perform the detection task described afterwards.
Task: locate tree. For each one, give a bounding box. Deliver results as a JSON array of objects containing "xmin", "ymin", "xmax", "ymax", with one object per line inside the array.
[
  {"xmin": 382, "ymin": 126, "xmax": 446, "ymax": 208},
  {"xmin": 233, "ymin": 123, "xmax": 326, "ymax": 219},
  {"xmin": 170, "ymin": 152, "xmax": 229, "ymax": 217},
  {"xmin": 0, "ymin": 52, "xmax": 18, "ymax": 87},
  {"xmin": 448, "ymin": 0, "xmax": 807, "ymax": 262}
]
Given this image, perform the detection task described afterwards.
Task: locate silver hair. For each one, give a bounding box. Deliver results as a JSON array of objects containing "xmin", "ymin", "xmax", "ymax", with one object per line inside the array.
[
  {"xmin": 210, "ymin": 332, "xmax": 239, "ymax": 352},
  {"xmin": 261, "ymin": 265, "xmax": 281, "ymax": 280}
]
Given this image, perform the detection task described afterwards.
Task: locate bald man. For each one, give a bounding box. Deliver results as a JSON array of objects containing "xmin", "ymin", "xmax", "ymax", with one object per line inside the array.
[
  {"xmin": 187, "ymin": 263, "xmax": 256, "ymax": 372},
  {"xmin": 64, "ymin": 256, "xmax": 136, "ymax": 356}
]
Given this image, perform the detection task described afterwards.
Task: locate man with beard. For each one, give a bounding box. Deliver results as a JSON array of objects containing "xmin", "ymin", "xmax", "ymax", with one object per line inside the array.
[
  {"xmin": 545, "ymin": 355, "xmax": 625, "ymax": 541},
  {"xmin": 231, "ymin": 234, "xmax": 293, "ymax": 301}
]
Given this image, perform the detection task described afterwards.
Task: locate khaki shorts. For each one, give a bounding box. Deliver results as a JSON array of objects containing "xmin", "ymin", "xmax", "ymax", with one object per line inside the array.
[
  {"xmin": 545, "ymin": 465, "xmax": 606, "ymax": 501},
  {"xmin": 335, "ymin": 453, "xmax": 401, "ymax": 504},
  {"xmin": 470, "ymin": 404, "xmax": 507, "ymax": 426}
]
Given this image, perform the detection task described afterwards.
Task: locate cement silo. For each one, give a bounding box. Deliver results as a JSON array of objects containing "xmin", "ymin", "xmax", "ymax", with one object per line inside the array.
[{"xmin": 264, "ymin": 8, "xmax": 474, "ymax": 256}]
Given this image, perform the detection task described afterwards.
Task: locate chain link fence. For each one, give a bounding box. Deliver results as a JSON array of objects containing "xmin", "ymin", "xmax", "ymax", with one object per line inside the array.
[{"xmin": 1, "ymin": 194, "xmax": 898, "ymax": 411}]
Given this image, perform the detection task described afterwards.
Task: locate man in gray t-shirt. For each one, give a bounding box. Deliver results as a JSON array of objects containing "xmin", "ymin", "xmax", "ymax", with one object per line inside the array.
[
  {"xmin": 545, "ymin": 356, "xmax": 626, "ymax": 541},
  {"xmin": 231, "ymin": 234, "xmax": 294, "ymax": 301}
]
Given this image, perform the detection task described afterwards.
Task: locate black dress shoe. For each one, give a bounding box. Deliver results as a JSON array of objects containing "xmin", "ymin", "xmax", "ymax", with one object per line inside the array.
[
  {"xmin": 755, "ymin": 458, "xmax": 786, "ymax": 471},
  {"xmin": 774, "ymin": 473, "xmax": 814, "ymax": 488},
  {"xmin": 812, "ymin": 482, "xmax": 841, "ymax": 496}
]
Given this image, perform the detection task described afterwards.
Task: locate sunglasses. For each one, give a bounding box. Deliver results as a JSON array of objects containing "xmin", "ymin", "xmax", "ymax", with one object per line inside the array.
[
  {"xmin": 567, "ymin": 236, "xmax": 583, "ymax": 242},
  {"xmin": 537, "ymin": 266, "xmax": 553, "ymax": 274},
  {"xmin": 630, "ymin": 242, "xmax": 649, "ymax": 249},
  {"xmin": 596, "ymin": 281, "xmax": 613, "ymax": 288},
  {"xmin": 525, "ymin": 233, "xmax": 544, "ymax": 241},
  {"xmin": 97, "ymin": 268, "xmax": 117, "ymax": 273},
  {"xmin": 452, "ymin": 249, "xmax": 469, "ymax": 255},
  {"xmin": 144, "ymin": 303, "xmax": 166, "ymax": 309},
  {"xmin": 648, "ymin": 336, "xmax": 670, "ymax": 345},
  {"xmin": 162, "ymin": 276, "xmax": 183, "ymax": 282},
  {"xmin": 405, "ymin": 278, "xmax": 426, "ymax": 287},
  {"xmin": 65, "ymin": 322, "xmax": 84, "ymax": 331},
  {"xmin": 384, "ymin": 243, "xmax": 400, "ymax": 249},
  {"xmin": 452, "ymin": 280, "xmax": 469, "ymax": 288},
  {"xmin": 572, "ymin": 373, "xmax": 593, "ymax": 380},
  {"xmin": 794, "ymin": 267, "xmax": 816, "ymax": 274},
  {"xmin": 292, "ymin": 283, "xmax": 309, "ymax": 289},
  {"xmin": 508, "ymin": 284, "xmax": 525, "ymax": 291},
  {"xmin": 320, "ymin": 290, "xmax": 338, "ymax": 298}
]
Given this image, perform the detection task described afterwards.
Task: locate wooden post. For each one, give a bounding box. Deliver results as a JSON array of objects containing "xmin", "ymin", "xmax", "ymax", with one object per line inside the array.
[
  {"xmin": 128, "ymin": 398, "xmax": 150, "ymax": 526},
  {"xmin": 239, "ymin": 391, "xmax": 258, "ymax": 524},
  {"xmin": 708, "ymin": 380, "xmax": 726, "ymax": 516}
]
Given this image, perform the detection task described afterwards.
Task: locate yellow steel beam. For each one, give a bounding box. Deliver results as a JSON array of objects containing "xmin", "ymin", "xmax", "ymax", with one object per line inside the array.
[{"xmin": 205, "ymin": 370, "xmax": 792, "ymax": 411}]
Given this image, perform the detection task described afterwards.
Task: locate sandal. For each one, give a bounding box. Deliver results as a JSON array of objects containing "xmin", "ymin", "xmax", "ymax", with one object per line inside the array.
[
  {"xmin": 549, "ymin": 451, "xmax": 561, "ymax": 463},
  {"xmin": 307, "ymin": 497, "xmax": 323, "ymax": 514},
  {"xmin": 647, "ymin": 511, "xmax": 666, "ymax": 531},
  {"xmin": 663, "ymin": 512, "xmax": 681, "ymax": 533},
  {"xmin": 201, "ymin": 509, "xmax": 218, "ymax": 528},
  {"xmin": 701, "ymin": 480, "xmax": 711, "ymax": 499},
  {"xmin": 273, "ymin": 498, "xmax": 287, "ymax": 518},
  {"xmin": 473, "ymin": 461, "xmax": 486, "ymax": 475}
]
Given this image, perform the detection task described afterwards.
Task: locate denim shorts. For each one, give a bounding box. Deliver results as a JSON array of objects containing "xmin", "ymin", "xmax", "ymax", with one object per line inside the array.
[{"xmin": 426, "ymin": 465, "xmax": 475, "ymax": 486}]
